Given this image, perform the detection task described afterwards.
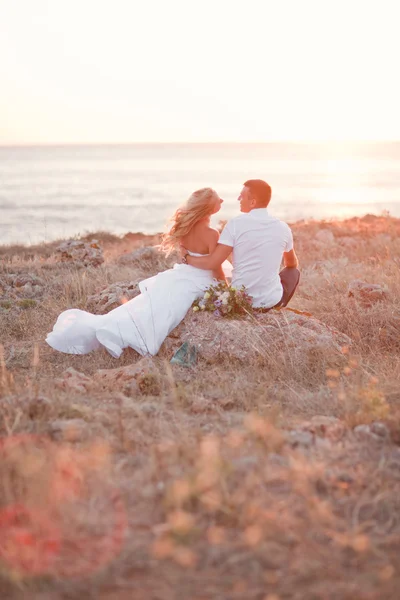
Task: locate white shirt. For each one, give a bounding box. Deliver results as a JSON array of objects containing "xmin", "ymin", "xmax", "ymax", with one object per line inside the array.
[{"xmin": 218, "ymin": 209, "xmax": 293, "ymax": 308}]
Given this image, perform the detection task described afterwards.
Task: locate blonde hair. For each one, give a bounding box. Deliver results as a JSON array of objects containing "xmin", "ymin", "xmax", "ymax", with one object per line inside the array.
[{"xmin": 161, "ymin": 187, "xmax": 219, "ymax": 254}]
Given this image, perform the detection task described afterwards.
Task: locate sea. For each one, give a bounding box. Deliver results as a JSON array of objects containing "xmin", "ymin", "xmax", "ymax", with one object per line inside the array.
[{"xmin": 1, "ymin": 142, "xmax": 399, "ymax": 246}]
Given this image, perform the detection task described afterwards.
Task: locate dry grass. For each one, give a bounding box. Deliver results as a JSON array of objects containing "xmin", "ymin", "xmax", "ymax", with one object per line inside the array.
[{"xmin": 1, "ymin": 215, "xmax": 400, "ymax": 599}]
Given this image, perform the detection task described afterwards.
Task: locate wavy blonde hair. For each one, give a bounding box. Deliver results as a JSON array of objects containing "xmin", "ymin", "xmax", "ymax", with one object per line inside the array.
[{"xmin": 161, "ymin": 187, "xmax": 219, "ymax": 254}]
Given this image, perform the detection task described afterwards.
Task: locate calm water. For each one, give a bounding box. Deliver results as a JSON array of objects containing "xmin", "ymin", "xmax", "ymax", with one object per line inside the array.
[{"xmin": 1, "ymin": 142, "xmax": 399, "ymax": 246}]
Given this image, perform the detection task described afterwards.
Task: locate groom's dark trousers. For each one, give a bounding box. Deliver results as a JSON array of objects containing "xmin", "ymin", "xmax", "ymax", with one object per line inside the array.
[
  {"xmin": 254, "ymin": 267, "xmax": 300, "ymax": 312},
  {"xmin": 276, "ymin": 267, "xmax": 300, "ymax": 307}
]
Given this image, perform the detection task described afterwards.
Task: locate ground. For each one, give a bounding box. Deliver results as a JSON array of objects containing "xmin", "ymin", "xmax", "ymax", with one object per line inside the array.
[{"xmin": 0, "ymin": 215, "xmax": 400, "ymax": 600}]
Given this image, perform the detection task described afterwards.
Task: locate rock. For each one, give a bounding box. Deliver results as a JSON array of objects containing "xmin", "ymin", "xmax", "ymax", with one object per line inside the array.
[
  {"xmin": 117, "ymin": 246, "xmax": 160, "ymax": 265},
  {"xmin": 353, "ymin": 423, "xmax": 388, "ymax": 443},
  {"xmin": 49, "ymin": 419, "xmax": 89, "ymax": 442},
  {"xmin": 55, "ymin": 367, "xmax": 93, "ymax": 393},
  {"xmin": 94, "ymin": 357, "xmax": 160, "ymax": 396},
  {"xmin": 287, "ymin": 430, "xmax": 313, "ymax": 448},
  {"xmin": 175, "ymin": 309, "xmax": 351, "ymax": 367},
  {"xmin": 189, "ymin": 396, "xmax": 215, "ymax": 414},
  {"xmin": 353, "ymin": 424, "xmax": 372, "ymax": 438},
  {"xmin": 28, "ymin": 395, "xmax": 52, "ymax": 419},
  {"xmin": 370, "ymin": 421, "xmax": 390, "ymax": 440},
  {"xmin": 299, "ymin": 415, "xmax": 345, "ymax": 441},
  {"xmin": 314, "ymin": 437, "xmax": 332, "ymax": 450},
  {"xmin": 348, "ymin": 280, "xmax": 388, "ymax": 306},
  {"xmin": 116, "ymin": 246, "xmax": 178, "ymax": 270},
  {"xmin": 315, "ymin": 229, "xmax": 335, "ymax": 244},
  {"xmin": 86, "ymin": 280, "xmax": 140, "ymax": 314},
  {"xmin": 56, "ymin": 239, "xmax": 104, "ymax": 267},
  {"xmin": 0, "ymin": 273, "xmax": 45, "ymax": 303},
  {"xmin": 13, "ymin": 273, "xmax": 44, "ymax": 288}
]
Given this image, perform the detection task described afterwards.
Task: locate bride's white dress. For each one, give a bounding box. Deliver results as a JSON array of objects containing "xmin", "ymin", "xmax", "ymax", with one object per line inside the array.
[{"xmin": 46, "ymin": 253, "xmax": 232, "ymax": 358}]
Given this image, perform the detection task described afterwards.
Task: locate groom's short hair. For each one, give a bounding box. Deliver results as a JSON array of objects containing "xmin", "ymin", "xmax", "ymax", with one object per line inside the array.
[{"xmin": 244, "ymin": 179, "xmax": 272, "ymax": 207}]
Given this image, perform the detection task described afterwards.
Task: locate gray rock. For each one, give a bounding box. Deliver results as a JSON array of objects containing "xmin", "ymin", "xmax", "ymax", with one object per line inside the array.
[
  {"xmin": 287, "ymin": 430, "xmax": 314, "ymax": 448},
  {"xmin": 55, "ymin": 367, "xmax": 93, "ymax": 393},
  {"xmin": 370, "ymin": 421, "xmax": 390, "ymax": 440},
  {"xmin": 94, "ymin": 357, "xmax": 160, "ymax": 396},
  {"xmin": 13, "ymin": 273, "xmax": 44, "ymax": 288},
  {"xmin": 116, "ymin": 246, "xmax": 178, "ymax": 270},
  {"xmin": 28, "ymin": 395, "xmax": 52, "ymax": 419},
  {"xmin": 49, "ymin": 418, "xmax": 88, "ymax": 442},
  {"xmin": 348, "ymin": 280, "xmax": 388, "ymax": 306},
  {"xmin": 86, "ymin": 280, "xmax": 140, "ymax": 314},
  {"xmin": 299, "ymin": 415, "xmax": 345, "ymax": 441},
  {"xmin": 175, "ymin": 309, "xmax": 351, "ymax": 367},
  {"xmin": 56, "ymin": 239, "xmax": 104, "ymax": 267},
  {"xmin": 353, "ymin": 423, "xmax": 383, "ymax": 443}
]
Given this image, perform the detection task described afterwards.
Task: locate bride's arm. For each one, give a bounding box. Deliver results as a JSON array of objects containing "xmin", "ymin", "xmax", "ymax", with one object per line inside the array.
[{"xmin": 207, "ymin": 230, "xmax": 227, "ymax": 282}]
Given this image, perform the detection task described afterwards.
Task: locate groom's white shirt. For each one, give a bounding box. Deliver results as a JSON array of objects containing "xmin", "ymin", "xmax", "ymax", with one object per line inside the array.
[{"xmin": 218, "ymin": 208, "xmax": 293, "ymax": 308}]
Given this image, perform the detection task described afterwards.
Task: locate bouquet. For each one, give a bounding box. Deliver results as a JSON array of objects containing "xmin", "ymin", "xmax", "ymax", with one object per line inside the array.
[{"xmin": 192, "ymin": 281, "xmax": 254, "ymax": 318}]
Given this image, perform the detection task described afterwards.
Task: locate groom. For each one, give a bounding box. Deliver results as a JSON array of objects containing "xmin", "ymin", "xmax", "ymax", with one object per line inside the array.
[{"xmin": 182, "ymin": 179, "xmax": 300, "ymax": 310}]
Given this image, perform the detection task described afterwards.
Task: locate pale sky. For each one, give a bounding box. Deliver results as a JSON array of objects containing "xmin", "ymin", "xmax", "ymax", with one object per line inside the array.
[{"xmin": 0, "ymin": 0, "xmax": 399, "ymax": 144}]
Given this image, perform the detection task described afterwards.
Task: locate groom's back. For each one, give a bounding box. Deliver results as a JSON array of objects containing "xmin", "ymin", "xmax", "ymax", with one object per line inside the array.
[{"xmin": 219, "ymin": 210, "xmax": 293, "ymax": 308}]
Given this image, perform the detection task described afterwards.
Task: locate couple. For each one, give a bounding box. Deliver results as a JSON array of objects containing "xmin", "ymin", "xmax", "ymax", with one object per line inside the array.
[{"xmin": 46, "ymin": 179, "xmax": 300, "ymax": 358}]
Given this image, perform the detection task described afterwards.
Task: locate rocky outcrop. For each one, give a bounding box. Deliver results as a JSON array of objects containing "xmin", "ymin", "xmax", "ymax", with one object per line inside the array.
[
  {"xmin": 172, "ymin": 309, "xmax": 351, "ymax": 366},
  {"xmin": 116, "ymin": 246, "xmax": 179, "ymax": 271},
  {"xmin": 292, "ymin": 415, "xmax": 345, "ymax": 441},
  {"xmin": 94, "ymin": 357, "xmax": 161, "ymax": 396},
  {"xmin": 56, "ymin": 239, "xmax": 104, "ymax": 267},
  {"xmin": 0, "ymin": 272, "xmax": 45, "ymax": 310},
  {"xmin": 55, "ymin": 367, "xmax": 93, "ymax": 394},
  {"xmin": 348, "ymin": 280, "xmax": 388, "ymax": 306},
  {"xmin": 86, "ymin": 280, "xmax": 140, "ymax": 314}
]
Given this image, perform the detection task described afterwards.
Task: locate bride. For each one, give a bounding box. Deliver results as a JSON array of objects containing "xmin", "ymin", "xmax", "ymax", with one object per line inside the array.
[{"xmin": 46, "ymin": 188, "xmax": 230, "ymax": 358}]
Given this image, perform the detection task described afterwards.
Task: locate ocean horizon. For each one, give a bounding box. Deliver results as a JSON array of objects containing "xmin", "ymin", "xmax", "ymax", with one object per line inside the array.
[{"xmin": 1, "ymin": 141, "xmax": 400, "ymax": 246}]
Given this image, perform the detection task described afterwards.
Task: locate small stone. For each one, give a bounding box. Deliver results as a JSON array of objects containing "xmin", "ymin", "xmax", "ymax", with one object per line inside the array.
[
  {"xmin": 314, "ymin": 437, "xmax": 332, "ymax": 450},
  {"xmin": 353, "ymin": 424, "xmax": 371, "ymax": 437},
  {"xmin": 348, "ymin": 280, "xmax": 388, "ymax": 306},
  {"xmin": 49, "ymin": 418, "xmax": 88, "ymax": 442},
  {"xmin": 55, "ymin": 367, "xmax": 93, "ymax": 393},
  {"xmin": 28, "ymin": 395, "xmax": 52, "ymax": 419},
  {"xmin": 287, "ymin": 430, "xmax": 313, "ymax": 448},
  {"xmin": 94, "ymin": 357, "xmax": 160, "ymax": 396},
  {"xmin": 353, "ymin": 423, "xmax": 383, "ymax": 443},
  {"xmin": 13, "ymin": 273, "xmax": 44, "ymax": 288},
  {"xmin": 190, "ymin": 396, "xmax": 214, "ymax": 414},
  {"xmin": 370, "ymin": 421, "xmax": 390, "ymax": 440},
  {"xmin": 307, "ymin": 415, "xmax": 345, "ymax": 440}
]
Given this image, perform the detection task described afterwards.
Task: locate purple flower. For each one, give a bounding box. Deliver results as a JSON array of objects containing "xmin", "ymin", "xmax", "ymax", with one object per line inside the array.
[
  {"xmin": 214, "ymin": 299, "xmax": 223, "ymax": 307},
  {"xmin": 213, "ymin": 309, "xmax": 221, "ymax": 317}
]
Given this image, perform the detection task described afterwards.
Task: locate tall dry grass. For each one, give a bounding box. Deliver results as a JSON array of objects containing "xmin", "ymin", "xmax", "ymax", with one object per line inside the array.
[{"xmin": 1, "ymin": 216, "xmax": 400, "ymax": 599}]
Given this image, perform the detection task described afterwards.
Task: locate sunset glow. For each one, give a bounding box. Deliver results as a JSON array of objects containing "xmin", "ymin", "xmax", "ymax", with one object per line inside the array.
[{"xmin": 1, "ymin": 0, "xmax": 399, "ymax": 144}]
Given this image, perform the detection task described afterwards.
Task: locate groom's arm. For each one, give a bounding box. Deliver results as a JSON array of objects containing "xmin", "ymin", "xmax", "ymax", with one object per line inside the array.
[
  {"xmin": 283, "ymin": 249, "xmax": 299, "ymax": 268},
  {"xmin": 185, "ymin": 244, "xmax": 232, "ymax": 270}
]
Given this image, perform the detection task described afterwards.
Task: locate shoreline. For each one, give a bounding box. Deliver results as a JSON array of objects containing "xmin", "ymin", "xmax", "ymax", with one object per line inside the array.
[{"xmin": 1, "ymin": 212, "xmax": 398, "ymax": 256}]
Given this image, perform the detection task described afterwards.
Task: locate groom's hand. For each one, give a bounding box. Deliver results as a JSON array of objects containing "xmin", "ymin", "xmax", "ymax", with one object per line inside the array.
[{"xmin": 179, "ymin": 244, "xmax": 189, "ymax": 263}]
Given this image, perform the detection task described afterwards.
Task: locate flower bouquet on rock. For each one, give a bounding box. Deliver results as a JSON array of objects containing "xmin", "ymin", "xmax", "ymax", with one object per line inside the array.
[{"xmin": 192, "ymin": 282, "xmax": 254, "ymax": 318}]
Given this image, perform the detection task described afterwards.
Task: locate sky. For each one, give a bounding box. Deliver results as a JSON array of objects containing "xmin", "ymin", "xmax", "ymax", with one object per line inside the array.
[{"xmin": 0, "ymin": 0, "xmax": 399, "ymax": 144}]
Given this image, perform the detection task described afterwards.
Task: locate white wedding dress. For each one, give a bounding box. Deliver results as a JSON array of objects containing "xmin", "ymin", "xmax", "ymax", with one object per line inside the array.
[{"xmin": 46, "ymin": 253, "xmax": 232, "ymax": 358}]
